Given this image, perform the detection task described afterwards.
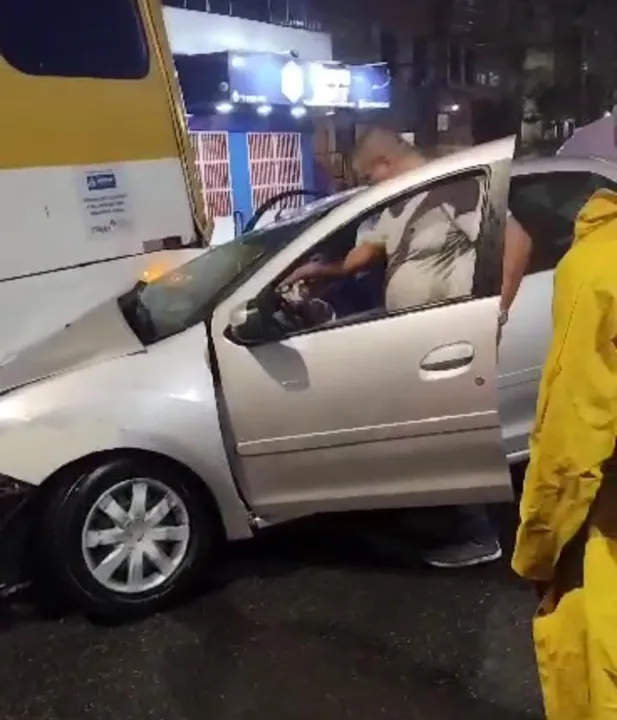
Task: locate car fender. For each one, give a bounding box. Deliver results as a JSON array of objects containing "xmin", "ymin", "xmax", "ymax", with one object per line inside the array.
[
  {"xmin": 0, "ymin": 411, "xmax": 253, "ymax": 541},
  {"xmin": 0, "ymin": 332, "xmax": 255, "ymax": 541}
]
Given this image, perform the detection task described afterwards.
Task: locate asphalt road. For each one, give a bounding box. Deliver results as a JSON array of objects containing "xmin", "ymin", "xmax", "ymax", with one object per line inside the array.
[{"xmin": 0, "ymin": 504, "xmax": 543, "ymax": 720}]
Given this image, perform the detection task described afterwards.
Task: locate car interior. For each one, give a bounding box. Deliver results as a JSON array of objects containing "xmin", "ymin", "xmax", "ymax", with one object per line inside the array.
[
  {"xmin": 508, "ymin": 172, "xmax": 617, "ymax": 273},
  {"xmin": 508, "ymin": 177, "xmax": 579, "ymax": 271},
  {"xmin": 271, "ymin": 215, "xmax": 387, "ymax": 335},
  {"xmin": 243, "ymin": 175, "xmax": 489, "ymax": 342}
]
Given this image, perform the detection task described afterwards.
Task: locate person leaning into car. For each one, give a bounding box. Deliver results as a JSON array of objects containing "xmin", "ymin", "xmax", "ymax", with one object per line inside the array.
[{"xmin": 286, "ymin": 126, "xmax": 532, "ymax": 569}]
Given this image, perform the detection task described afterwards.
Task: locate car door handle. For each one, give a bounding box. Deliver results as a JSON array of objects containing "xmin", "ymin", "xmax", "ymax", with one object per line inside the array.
[{"xmin": 420, "ymin": 342, "xmax": 475, "ymax": 372}]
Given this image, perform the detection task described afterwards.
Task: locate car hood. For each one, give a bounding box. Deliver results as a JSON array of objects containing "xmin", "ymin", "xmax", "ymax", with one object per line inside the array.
[{"xmin": 0, "ymin": 299, "xmax": 144, "ymax": 395}]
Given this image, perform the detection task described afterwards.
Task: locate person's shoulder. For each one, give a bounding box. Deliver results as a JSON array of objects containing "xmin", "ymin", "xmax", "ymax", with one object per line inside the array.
[
  {"xmin": 425, "ymin": 176, "xmax": 480, "ymax": 214},
  {"xmin": 556, "ymin": 242, "xmax": 607, "ymax": 291},
  {"xmin": 355, "ymin": 211, "xmax": 389, "ymax": 247},
  {"xmin": 590, "ymin": 246, "xmax": 617, "ymax": 296},
  {"xmin": 377, "ymin": 193, "xmax": 419, "ymax": 224},
  {"xmin": 358, "ymin": 214, "xmax": 381, "ymax": 232}
]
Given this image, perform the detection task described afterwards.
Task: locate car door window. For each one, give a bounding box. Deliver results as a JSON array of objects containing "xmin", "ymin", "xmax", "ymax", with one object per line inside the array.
[
  {"xmin": 509, "ymin": 171, "xmax": 617, "ymax": 274},
  {"xmin": 271, "ymin": 170, "xmax": 492, "ymax": 337}
]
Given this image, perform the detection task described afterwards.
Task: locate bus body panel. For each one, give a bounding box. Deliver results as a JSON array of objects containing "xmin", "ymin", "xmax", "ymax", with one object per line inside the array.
[
  {"xmin": 0, "ymin": 159, "xmax": 193, "ymax": 280},
  {"xmin": 0, "ymin": 0, "xmax": 208, "ymax": 357}
]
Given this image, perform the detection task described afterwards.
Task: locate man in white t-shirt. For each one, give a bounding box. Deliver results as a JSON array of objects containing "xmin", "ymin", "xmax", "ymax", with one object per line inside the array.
[
  {"xmin": 288, "ymin": 128, "xmax": 529, "ymax": 325},
  {"xmin": 287, "ymin": 127, "xmax": 532, "ymax": 569},
  {"xmin": 354, "ymin": 174, "xmax": 484, "ymax": 312}
]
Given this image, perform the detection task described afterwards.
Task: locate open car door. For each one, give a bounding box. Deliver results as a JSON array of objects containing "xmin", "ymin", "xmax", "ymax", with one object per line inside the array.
[{"xmin": 210, "ymin": 137, "xmax": 516, "ymax": 524}]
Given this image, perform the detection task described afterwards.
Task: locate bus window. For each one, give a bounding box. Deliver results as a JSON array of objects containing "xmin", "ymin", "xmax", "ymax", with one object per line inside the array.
[{"xmin": 0, "ymin": 0, "xmax": 149, "ymax": 79}]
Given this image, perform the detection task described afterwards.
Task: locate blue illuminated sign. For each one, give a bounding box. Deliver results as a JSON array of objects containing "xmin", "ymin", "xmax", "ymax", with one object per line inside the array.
[{"xmin": 227, "ymin": 53, "xmax": 391, "ymax": 109}]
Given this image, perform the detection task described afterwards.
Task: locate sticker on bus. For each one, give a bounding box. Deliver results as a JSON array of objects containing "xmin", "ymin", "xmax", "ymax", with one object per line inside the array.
[
  {"xmin": 86, "ymin": 172, "xmax": 118, "ymax": 192},
  {"xmin": 78, "ymin": 168, "xmax": 132, "ymax": 237}
]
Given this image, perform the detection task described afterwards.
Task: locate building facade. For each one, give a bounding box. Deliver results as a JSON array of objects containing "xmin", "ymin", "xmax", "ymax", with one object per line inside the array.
[
  {"xmin": 163, "ymin": 0, "xmax": 393, "ymax": 242},
  {"xmin": 163, "ymin": 0, "xmax": 516, "ymax": 241}
]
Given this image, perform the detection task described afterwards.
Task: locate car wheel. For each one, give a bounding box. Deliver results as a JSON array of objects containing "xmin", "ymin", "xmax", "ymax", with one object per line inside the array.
[{"xmin": 36, "ymin": 457, "xmax": 218, "ymax": 618}]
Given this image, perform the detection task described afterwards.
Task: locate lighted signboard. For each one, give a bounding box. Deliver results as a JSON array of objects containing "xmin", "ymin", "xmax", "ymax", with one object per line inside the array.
[{"xmin": 228, "ymin": 53, "xmax": 391, "ymax": 109}]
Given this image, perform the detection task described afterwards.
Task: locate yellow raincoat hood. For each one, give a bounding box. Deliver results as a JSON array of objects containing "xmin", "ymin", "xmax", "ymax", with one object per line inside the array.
[
  {"xmin": 572, "ymin": 187, "xmax": 617, "ymax": 245},
  {"xmin": 512, "ymin": 188, "xmax": 617, "ymax": 582}
]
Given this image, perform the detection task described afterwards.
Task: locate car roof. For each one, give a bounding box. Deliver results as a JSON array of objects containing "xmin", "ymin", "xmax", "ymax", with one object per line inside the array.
[
  {"xmin": 326, "ymin": 136, "xmax": 517, "ymax": 222},
  {"xmin": 297, "ymin": 187, "xmax": 366, "ymax": 214},
  {"xmin": 512, "ymin": 154, "xmax": 617, "ymax": 176},
  {"xmin": 288, "ymin": 147, "xmax": 617, "ymax": 230}
]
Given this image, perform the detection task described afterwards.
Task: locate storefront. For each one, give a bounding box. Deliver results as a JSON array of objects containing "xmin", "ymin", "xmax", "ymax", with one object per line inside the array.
[{"xmin": 175, "ymin": 51, "xmax": 391, "ymax": 243}]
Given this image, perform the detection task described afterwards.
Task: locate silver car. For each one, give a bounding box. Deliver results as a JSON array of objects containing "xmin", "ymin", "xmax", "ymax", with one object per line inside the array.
[{"xmin": 0, "ymin": 138, "xmax": 614, "ymax": 617}]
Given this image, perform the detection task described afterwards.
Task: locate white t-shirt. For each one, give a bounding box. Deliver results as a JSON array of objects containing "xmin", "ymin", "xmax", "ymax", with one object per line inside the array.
[{"xmin": 356, "ymin": 177, "xmax": 485, "ymax": 311}]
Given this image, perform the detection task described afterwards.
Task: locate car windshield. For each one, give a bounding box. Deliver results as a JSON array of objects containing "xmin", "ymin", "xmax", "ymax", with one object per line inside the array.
[{"xmin": 118, "ymin": 198, "xmax": 348, "ymax": 344}]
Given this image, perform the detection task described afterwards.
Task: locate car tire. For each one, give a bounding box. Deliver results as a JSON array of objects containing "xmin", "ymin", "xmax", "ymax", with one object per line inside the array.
[{"xmin": 35, "ymin": 456, "xmax": 219, "ymax": 619}]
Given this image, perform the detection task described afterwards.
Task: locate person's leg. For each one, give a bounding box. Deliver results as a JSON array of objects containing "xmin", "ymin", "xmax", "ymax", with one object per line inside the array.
[{"xmin": 420, "ymin": 504, "xmax": 502, "ymax": 568}]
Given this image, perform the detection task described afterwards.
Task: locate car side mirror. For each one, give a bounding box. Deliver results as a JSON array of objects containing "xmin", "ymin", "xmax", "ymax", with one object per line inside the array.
[
  {"xmin": 227, "ymin": 295, "xmax": 285, "ymax": 346},
  {"xmin": 228, "ymin": 300, "xmax": 265, "ymax": 345}
]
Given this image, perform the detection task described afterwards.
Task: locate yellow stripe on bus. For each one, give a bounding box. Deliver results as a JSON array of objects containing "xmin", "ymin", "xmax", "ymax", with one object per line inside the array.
[{"xmin": 0, "ymin": 62, "xmax": 179, "ymax": 168}]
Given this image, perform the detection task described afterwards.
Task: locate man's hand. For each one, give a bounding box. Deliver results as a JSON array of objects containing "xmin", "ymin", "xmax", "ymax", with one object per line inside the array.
[
  {"xmin": 282, "ymin": 243, "xmax": 385, "ymax": 289},
  {"xmin": 283, "ymin": 260, "xmax": 328, "ymax": 287}
]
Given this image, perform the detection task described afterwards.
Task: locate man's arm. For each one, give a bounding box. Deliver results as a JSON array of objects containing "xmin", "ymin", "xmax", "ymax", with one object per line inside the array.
[
  {"xmin": 284, "ymin": 241, "xmax": 385, "ymax": 285},
  {"xmin": 501, "ymin": 214, "xmax": 532, "ymax": 315}
]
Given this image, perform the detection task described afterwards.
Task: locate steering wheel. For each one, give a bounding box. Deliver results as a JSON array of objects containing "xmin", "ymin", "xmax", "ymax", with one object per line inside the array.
[
  {"xmin": 274, "ymin": 280, "xmax": 336, "ymax": 332},
  {"xmin": 244, "ymin": 189, "xmax": 327, "ymax": 234}
]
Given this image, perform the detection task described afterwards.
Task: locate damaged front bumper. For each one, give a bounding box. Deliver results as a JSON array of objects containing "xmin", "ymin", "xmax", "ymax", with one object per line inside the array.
[{"xmin": 0, "ymin": 474, "xmax": 35, "ymax": 597}]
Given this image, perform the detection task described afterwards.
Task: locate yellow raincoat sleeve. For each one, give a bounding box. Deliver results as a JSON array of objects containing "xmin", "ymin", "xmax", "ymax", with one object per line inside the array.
[{"xmin": 512, "ymin": 191, "xmax": 617, "ymax": 583}]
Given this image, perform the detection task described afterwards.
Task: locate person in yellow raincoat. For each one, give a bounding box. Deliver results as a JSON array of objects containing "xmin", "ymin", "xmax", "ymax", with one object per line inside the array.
[{"xmin": 512, "ymin": 187, "xmax": 617, "ymax": 719}]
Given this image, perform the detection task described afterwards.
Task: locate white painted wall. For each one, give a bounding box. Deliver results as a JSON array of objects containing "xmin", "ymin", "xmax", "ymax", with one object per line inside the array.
[{"xmin": 164, "ymin": 7, "xmax": 332, "ymax": 61}]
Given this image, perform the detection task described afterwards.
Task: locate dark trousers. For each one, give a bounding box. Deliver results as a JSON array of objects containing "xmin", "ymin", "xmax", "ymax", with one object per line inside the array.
[
  {"xmin": 393, "ymin": 504, "xmax": 497, "ymax": 546},
  {"xmin": 453, "ymin": 504, "xmax": 497, "ymax": 544}
]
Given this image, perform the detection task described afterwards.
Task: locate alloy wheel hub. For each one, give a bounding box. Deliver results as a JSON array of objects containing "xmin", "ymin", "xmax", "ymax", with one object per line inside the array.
[{"xmin": 81, "ymin": 477, "xmax": 191, "ymax": 595}]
